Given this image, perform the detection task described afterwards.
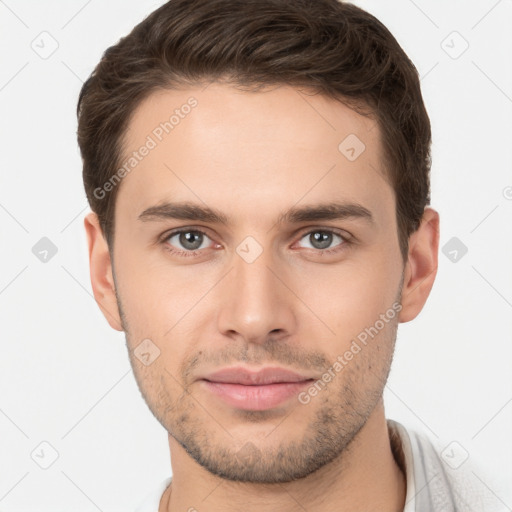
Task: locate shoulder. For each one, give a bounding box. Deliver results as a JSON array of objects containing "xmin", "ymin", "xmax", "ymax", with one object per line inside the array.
[{"xmin": 388, "ymin": 419, "xmax": 504, "ymax": 512}]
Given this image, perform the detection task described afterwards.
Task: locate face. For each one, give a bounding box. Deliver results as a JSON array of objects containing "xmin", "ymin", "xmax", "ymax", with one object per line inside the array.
[{"xmin": 104, "ymin": 82, "xmax": 407, "ymax": 483}]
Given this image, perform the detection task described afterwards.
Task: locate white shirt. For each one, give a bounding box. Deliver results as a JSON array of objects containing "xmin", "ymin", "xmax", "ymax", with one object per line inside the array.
[{"xmin": 134, "ymin": 419, "xmax": 502, "ymax": 511}]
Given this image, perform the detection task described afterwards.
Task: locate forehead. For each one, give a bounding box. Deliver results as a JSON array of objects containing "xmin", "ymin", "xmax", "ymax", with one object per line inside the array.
[{"xmin": 116, "ymin": 82, "xmax": 393, "ymax": 228}]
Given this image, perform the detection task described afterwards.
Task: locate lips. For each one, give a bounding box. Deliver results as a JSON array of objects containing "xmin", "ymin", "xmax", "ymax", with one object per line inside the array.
[
  {"xmin": 198, "ymin": 366, "xmax": 316, "ymax": 410},
  {"xmin": 200, "ymin": 366, "xmax": 315, "ymax": 385}
]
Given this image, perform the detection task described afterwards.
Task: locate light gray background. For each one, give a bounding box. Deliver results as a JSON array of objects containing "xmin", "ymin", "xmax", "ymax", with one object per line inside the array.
[{"xmin": 1, "ymin": 0, "xmax": 511, "ymax": 510}]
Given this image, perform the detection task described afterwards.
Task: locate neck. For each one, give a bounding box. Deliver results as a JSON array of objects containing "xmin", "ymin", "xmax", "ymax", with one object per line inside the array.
[{"xmin": 160, "ymin": 400, "xmax": 406, "ymax": 512}]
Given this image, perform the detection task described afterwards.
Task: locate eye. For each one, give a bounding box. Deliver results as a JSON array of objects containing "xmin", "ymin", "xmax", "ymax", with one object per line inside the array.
[
  {"xmin": 163, "ymin": 229, "xmax": 215, "ymax": 257},
  {"xmin": 296, "ymin": 229, "xmax": 348, "ymax": 253}
]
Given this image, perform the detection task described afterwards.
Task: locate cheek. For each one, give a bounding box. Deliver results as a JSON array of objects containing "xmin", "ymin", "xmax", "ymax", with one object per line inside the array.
[
  {"xmin": 298, "ymin": 259, "xmax": 399, "ymax": 342},
  {"xmin": 114, "ymin": 249, "xmax": 202, "ymax": 330},
  {"xmin": 115, "ymin": 254, "xmax": 210, "ymax": 377}
]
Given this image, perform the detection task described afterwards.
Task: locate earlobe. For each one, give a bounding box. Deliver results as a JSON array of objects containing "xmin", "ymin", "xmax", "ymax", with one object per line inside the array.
[
  {"xmin": 83, "ymin": 212, "xmax": 124, "ymax": 331},
  {"xmin": 398, "ymin": 207, "xmax": 440, "ymax": 323}
]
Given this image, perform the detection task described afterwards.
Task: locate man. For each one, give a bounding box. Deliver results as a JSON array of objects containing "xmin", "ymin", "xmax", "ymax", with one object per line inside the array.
[{"xmin": 77, "ymin": 0, "xmax": 497, "ymax": 510}]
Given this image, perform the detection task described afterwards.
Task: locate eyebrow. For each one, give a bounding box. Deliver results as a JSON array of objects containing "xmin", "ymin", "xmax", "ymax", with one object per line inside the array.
[{"xmin": 138, "ymin": 201, "xmax": 375, "ymax": 226}]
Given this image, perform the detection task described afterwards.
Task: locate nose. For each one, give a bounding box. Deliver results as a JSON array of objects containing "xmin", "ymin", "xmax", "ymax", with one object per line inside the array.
[{"xmin": 216, "ymin": 242, "xmax": 297, "ymax": 345}]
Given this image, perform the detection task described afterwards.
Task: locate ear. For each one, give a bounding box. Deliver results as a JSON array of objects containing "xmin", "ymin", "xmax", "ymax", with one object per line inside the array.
[
  {"xmin": 399, "ymin": 207, "xmax": 440, "ymax": 323},
  {"xmin": 84, "ymin": 211, "xmax": 124, "ymax": 331}
]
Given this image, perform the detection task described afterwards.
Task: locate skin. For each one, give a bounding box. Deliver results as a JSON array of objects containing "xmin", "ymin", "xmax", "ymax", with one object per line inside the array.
[{"xmin": 84, "ymin": 82, "xmax": 439, "ymax": 511}]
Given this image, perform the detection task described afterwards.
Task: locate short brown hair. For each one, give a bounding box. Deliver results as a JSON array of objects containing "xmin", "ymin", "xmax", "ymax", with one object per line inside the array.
[{"xmin": 77, "ymin": 0, "xmax": 431, "ymax": 262}]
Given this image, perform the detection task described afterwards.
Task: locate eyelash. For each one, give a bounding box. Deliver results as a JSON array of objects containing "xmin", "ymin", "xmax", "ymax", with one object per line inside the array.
[{"xmin": 159, "ymin": 227, "xmax": 353, "ymax": 258}]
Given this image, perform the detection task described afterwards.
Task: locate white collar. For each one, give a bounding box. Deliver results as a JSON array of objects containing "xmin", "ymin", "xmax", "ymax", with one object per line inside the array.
[{"xmin": 387, "ymin": 419, "xmax": 416, "ymax": 512}]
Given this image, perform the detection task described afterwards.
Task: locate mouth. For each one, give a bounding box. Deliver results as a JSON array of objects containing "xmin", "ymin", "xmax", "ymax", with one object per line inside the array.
[{"xmin": 198, "ymin": 366, "xmax": 316, "ymax": 411}]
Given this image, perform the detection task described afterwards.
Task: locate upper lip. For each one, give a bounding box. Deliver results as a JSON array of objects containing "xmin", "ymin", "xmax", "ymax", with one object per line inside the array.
[{"xmin": 200, "ymin": 366, "xmax": 316, "ymax": 385}]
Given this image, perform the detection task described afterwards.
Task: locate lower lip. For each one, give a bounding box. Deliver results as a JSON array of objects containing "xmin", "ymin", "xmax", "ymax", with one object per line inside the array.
[{"xmin": 200, "ymin": 380, "xmax": 313, "ymax": 411}]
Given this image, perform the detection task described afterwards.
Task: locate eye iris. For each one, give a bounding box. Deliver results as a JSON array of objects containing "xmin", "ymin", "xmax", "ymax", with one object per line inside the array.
[
  {"xmin": 179, "ymin": 231, "xmax": 203, "ymax": 250},
  {"xmin": 310, "ymin": 231, "xmax": 332, "ymax": 249}
]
